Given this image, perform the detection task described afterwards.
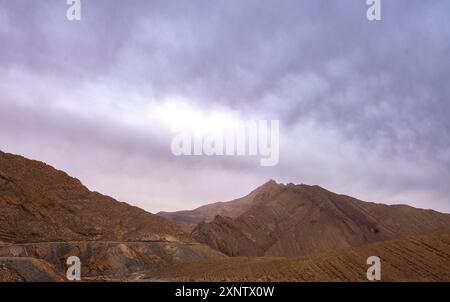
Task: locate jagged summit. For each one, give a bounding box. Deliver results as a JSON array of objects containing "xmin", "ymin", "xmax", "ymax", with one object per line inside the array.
[
  {"xmin": 158, "ymin": 179, "xmax": 287, "ymax": 233},
  {"xmin": 161, "ymin": 179, "xmax": 450, "ymax": 257}
]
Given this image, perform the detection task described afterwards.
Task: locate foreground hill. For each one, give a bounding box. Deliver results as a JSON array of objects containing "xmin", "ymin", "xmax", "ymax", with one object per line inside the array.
[
  {"xmin": 0, "ymin": 150, "xmax": 191, "ymax": 243},
  {"xmin": 0, "ymin": 151, "xmax": 224, "ymax": 280},
  {"xmin": 141, "ymin": 234, "xmax": 450, "ymax": 281},
  {"xmin": 161, "ymin": 180, "xmax": 450, "ymax": 257}
]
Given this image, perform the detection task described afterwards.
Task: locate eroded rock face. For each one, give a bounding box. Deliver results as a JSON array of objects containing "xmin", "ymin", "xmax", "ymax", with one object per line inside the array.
[
  {"xmin": 188, "ymin": 182, "xmax": 450, "ymax": 257},
  {"xmin": 0, "ymin": 241, "xmax": 225, "ymax": 278},
  {"xmin": 0, "ymin": 258, "xmax": 64, "ymax": 282}
]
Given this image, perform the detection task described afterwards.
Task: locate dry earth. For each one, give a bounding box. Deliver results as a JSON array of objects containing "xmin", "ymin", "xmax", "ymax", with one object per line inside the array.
[{"xmin": 141, "ymin": 234, "xmax": 450, "ymax": 281}]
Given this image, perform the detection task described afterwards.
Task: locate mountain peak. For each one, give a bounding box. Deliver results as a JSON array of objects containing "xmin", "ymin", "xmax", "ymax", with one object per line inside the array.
[
  {"xmin": 254, "ymin": 179, "xmax": 284, "ymax": 194},
  {"xmin": 161, "ymin": 178, "xmax": 450, "ymax": 257},
  {"xmin": 264, "ymin": 179, "xmax": 278, "ymax": 185}
]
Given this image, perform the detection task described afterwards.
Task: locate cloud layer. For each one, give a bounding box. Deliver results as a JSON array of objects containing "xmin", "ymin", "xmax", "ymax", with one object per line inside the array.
[{"xmin": 1, "ymin": 0, "xmax": 449, "ymax": 212}]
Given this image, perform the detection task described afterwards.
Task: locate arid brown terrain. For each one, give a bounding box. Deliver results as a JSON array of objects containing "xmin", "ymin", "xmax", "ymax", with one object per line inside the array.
[
  {"xmin": 0, "ymin": 150, "xmax": 224, "ymax": 280},
  {"xmin": 162, "ymin": 180, "xmax": 450, "ymax": 257},
  {"xmin": 141, "ymin": 234, "xmax": 450, "ymax": 281},
  {"xmin": 1, "ymin": 150, "xmax": 450, "ymax": 282},
  {"xmin": 0, "ymin": 150, "xmax": 191, "ymax": 244},
  {"xmin": 158, "ymin": 182, "xmax": 274, "ymax": 233}
]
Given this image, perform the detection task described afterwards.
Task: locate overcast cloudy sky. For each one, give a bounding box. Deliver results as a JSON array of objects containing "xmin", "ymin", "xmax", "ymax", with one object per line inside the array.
[{"xmin": 1, "ymin": 0, "xmax": 449, "ymax": 213}]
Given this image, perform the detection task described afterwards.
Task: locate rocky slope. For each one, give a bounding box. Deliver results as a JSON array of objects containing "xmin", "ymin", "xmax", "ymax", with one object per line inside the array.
[
  {"xmin": 0, "ymin": 241, "xmax": 223, "ymax": 278},
  {"xmin": 0, "ymin": 150, "xmax": 192, "ymax": 244},
  {"xmin": 0, "ymin": 258, "xmax": 64, "ymax": 282},
  {"xmin": 0, "ymin": 150, "xmax": 224, "ymax": 281},
  {"xmin": 163, "ymin": 180, "xmax": 450, "ymax": 257},
  {"xmin": 141, "ymin": 234, "xmax": 450, "ymax": 281}
]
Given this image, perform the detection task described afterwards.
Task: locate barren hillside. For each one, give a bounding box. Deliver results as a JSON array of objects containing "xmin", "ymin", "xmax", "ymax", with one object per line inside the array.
[
  {"xmin": 162, "ymin": 180, "xmax": 450, "ymax": 257},
  {"xmin": 0, "ymin": 150, "xmax": 224, "ymax": 280},
  {"xmin": 141, "ymin": 234, "xmax": 450, "ymax": 281}
]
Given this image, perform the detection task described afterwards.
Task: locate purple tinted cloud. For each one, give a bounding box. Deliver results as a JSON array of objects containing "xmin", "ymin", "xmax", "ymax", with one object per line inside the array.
[{"xmin": 0, "ymin": 0, "xmax": 449, "ymax": 212}]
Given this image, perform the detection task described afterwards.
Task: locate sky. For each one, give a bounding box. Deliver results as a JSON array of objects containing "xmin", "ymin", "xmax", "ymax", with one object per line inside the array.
[{"xmin": 1, "ymin": 0, "xmax": 449, "ymax": 213}]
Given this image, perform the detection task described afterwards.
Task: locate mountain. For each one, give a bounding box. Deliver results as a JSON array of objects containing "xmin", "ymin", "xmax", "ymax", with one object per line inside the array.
[
  {"xmin": 158, "ymin": 180, "xmax": 282, "ymax": 233},
  {"xmin": 161, "ymin": 180, "xmax": 450, "ymax": 257},
  {"xmin": 0, "ymin": 150, "xmax": 224, "ymax": 280},
  {"xmin": 2, "ymin": 150, "xmax": 450, "ymax": 281},
  {"xmin": 0, "ymin": 258, "xmax": 64, "ymax": 282},
  {"xmin": 142, "ymin": 234, "xmax": 450, "ymax": 281},
  {"xmin": 0, "ymin": 150, "xmax": 191, "ymax": 244}
]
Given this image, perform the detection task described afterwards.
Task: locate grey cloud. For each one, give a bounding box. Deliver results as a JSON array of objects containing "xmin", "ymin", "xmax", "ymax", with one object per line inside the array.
[{"xmin": 0, "ymin": 0, "xmax": 449, "ymax": 212}]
